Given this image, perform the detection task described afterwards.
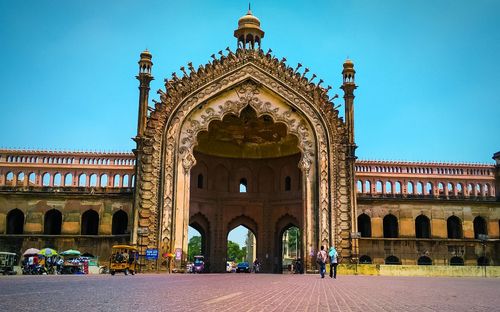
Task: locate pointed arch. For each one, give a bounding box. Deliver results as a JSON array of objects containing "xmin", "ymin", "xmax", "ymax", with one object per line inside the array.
[
  {"xmin": 7, "ymin": 208, "xmax": 24, "ymax": 234},
  {"xmin": 112, "ymin": 210, "xmax": 128, "ymax": 235},
  {"xmin": 81, "ymin": 209, "xmax": 99, "ymax": 235}
]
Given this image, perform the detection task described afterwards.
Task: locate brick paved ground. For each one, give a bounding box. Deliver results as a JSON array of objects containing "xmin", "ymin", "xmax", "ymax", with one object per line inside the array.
[{"xmin": 1, "ymin": 273, "xmax": 499, "ymax": 312}]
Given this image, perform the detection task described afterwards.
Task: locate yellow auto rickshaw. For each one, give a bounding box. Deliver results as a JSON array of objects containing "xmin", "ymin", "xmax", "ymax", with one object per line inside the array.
[{"xmin": 109, "ymin": 245, "xmax": 137, "ymax": 275}]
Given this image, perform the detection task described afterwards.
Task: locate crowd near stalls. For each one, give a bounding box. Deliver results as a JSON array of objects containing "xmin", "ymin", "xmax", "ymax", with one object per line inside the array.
[{"xmin": 18, "ymin": 248, "xmax": 97, "ymax": 275}]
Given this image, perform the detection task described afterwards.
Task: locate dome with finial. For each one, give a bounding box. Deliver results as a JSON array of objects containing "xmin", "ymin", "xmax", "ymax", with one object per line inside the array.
[
  {"xmin": 140, "ymin": 49, "xmax": 152, "ymax": 60},
  {"xmin": 234, "ymin": 4, "xmax": 264, "ymax": 50}
]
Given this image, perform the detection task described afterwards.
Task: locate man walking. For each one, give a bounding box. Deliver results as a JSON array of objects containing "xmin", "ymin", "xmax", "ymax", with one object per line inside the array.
[
  {"xmin": 329, "ymin": 246, "xmax": 338, "ymax": 279},
  {"xmin": 317, "ymin": 246, "xmax": 327, "ymax": 278}
]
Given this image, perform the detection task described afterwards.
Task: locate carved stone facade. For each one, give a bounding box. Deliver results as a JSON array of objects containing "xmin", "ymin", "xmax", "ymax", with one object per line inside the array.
[{"xmin": 133, "ymin": 47, "xmax": 353, "ymax": 272}]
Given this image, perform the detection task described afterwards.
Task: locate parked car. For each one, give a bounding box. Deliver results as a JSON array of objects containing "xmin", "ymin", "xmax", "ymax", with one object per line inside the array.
[{"xmin": 236, "ymin": 261, "xmax": 250, "ymax": 273}]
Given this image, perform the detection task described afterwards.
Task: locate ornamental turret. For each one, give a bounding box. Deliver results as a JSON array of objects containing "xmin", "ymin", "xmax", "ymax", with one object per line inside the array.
[
  {"xmin": 340, "ymin": 59, "xmax": 357, "ymax": 154},
  {"xmin": 234, "ymin": 5, "xmax": 265, "ymax": 50}
]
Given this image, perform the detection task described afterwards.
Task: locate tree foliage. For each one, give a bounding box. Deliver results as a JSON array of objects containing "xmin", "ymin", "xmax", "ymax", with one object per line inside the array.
[
  {"xmin": 188, "ymin": 235, "xmax": 201, "ymax": 262},
  {"xmin": 227, "ymin": 240, "xmax": 246, "ymax": 262}
]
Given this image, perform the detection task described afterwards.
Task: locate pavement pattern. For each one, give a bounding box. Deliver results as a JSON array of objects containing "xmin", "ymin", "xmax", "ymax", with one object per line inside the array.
[{"xmin": 0, "ymin": 273, "xmax": 499, "ymax": 312}]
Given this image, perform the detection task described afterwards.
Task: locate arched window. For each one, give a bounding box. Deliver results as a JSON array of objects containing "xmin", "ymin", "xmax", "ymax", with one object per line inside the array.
[
  {"xmin": 383, "ymin": 214, "xmax": 398, "ymax": 238},
  {"xmin": 53, "ymin": 173, "xmax": 62, "ymax": 186},
  {"xmin": 385, "ymin": 255, "xmax": 400, "ymax": 265},
  {"xmin": 415, "ymin": 215, "xmax": 431, "ymax": 238},
  {"xmin": 81, "ymin": 210, "xmax": 99, "ymax": 235},
  {"xmin": 450, "ymin": 256, "xmax": 464, "ymax": 266},
  {"xmin": 44, "ymin": 209, "xmax": 62, "ymax": 235},
  {"xmin": 42, "ymin": 173, "xmax": 50, "ymax": 186},
  {"xmin": 416, "ymin": 182, "xmax": 423, "ymax": 195},
  {"xmin": 100, "ymin": 174, "xmax": 108, "ymax": 187},
  {"xmin": 239, "ymin": 178, "xmax": 247, "ymax": 193},
  {"xmin": 376, "ymin": 181, "xmax": 382, "ymax": 193},
  {"xmin": 197, "ymin": 174, "xmax": 203, "ymax": 189},
  {"xmin": 407, "ymin": 182, "xmax": 414, "ymax": 194},
  {"xmin": 7, "ymin": 209, "xmax": 24, "ymax": 234},
  {"xmin": 113, "ymin": 174, "xmax": 121, "ymax": 187},
  {"xmin": 395, "ymin": 182, "xmax": 401, "ymax": 194},
  {"xmin": 63, "ymin": 173, "xmax": 72, "ymax": 186},
  {"xmin": 123, "ymin": 175, "xmax": 129, "ymax": 187},
  {"xmin": 17, "ymin": 172, "xmax": 25, "ymax": 185},
  {"xmin": 356, "ymin": 180, "xmax": 362, "ymax": 193},
  {"xmin": 385, "ymin": 181, "xmax": 392, "ymax": 194},
  {"xmin": 112, "ymin": 210, "xmax": 128, "ymax": 235},
  {"xmin": 358, "ymin": 214, "xmax": 371, "ymax": 237},
  {"xmin": 417, "ymin": 256, "xmax": 432, "ymax": 265},
  {"xmin": 359, "ymin": 255, "xmax": 372, "ymax": 264},
  {"xmin": 473, "ymin": 216, "xmax": 487, "ymax": 239},
  {"xmin": 365, "ymin": 181, "xmax": 371, "ymax": 193},
  {"xmin": 89, "ymin": 174, "xmax": 97, "ymax": 187},
  {"xmin": 426, "ymin": 182, "xmax": 433, "ymax": 195},
  {"xmin": 28, "ymin": 172, "xmax": 36, "ymax": 185},
  {"xmin": 447, "ymin": 216, "xmax": 462, "ymax": 239},
  {"xmin": 79, "ymin": 174, "xmax": 86, "ymax": 187},
  {"xmin": 285, "ymin": 176, "xmax": 291, "ymax": 191}
]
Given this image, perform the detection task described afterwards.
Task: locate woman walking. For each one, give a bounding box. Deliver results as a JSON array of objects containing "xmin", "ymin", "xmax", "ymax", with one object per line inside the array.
[{"xmin": 328, "ymin": 246, "xmax": 338, "ymax": 279}]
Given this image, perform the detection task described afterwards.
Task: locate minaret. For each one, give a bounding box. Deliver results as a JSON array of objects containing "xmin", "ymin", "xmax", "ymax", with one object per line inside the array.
[
  {"xmin": 341, "ymin": 59, "xmax": 357, "ymax": 152},
  {"xmin": 136, "ymin": 50, "xmax": 154, "ymax": 137},
  {"xmin": 234, "ymin": 5, "xmax": 265, "ymax": 50},
  {"xmin": 132, "ymin": 50, "xmax": 153, "ymax": 249},
  {"xmin": 340, "ymin": 59, "xmax": 359, "ymax": 261}
]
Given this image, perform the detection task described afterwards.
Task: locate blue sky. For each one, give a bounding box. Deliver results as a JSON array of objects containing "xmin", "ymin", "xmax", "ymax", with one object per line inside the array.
[{"xmin": 0, "ymin": 0, "xmax": 499, "ymax": 164}]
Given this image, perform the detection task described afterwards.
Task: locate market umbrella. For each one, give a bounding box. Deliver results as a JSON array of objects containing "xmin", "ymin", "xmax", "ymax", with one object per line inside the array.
[
  {"xmin": 81, "ymin": 252, "xmax": 94, "ymax": 258},
  {"xmin": 60, "ymin": 249, "xmax": 81, "ymax": 256},
  {"xmin": 23, "ymin": 248, "xmax": 40, "ymax": 256},
  {"xmin": 38, "ymin": 248, "xmax": 58, "ymax": 257}
]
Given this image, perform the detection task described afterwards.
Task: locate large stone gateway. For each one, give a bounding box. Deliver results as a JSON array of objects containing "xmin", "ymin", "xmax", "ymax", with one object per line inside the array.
[{"xmin": 132, "ymin": 9, "xmax": 358, "ymax": 272}]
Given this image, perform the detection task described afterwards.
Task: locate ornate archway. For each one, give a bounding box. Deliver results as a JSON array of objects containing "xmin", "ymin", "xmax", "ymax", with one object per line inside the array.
[{"xmin": 131, "ymin": 13, "xmax": 356, "ymax": 273}]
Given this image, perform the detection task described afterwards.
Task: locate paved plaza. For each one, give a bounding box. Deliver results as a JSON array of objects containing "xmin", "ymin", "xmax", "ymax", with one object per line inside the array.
[{"xmin": 0, "ymin": 273, "xmax": 499, "ymax": 311}]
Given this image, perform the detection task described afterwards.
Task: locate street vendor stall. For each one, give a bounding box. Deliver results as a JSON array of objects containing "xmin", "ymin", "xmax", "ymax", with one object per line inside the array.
[{"xmin": 60, "ymin": 249, "xmax": 83, "ymax": 274}]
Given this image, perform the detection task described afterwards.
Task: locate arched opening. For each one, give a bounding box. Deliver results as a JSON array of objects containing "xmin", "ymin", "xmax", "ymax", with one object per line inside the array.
[
  {"xmin": 189, "ymin": 104, "xmax": 304, "ymax": 274},
  {"xmin": 188, "ymin": 213, "xmax": 210, "ymax": 272},
  {"xmin": 6, "ymin": 209, "xmax": 24, "ymax": 234},
  {"xmin": 42, "ymin": 172, "xmax": 50, "ymax": 186},
  {"xmin": 112, "ymin": 210, "xmax": 128, "ymax": 235},
  {"xmin": 385, "ymin": 255, "xmax": 401, "ymax": 265},
  {"xmin": 89, "ymin": 174, "xmax": 97, "ymax": 187},
  {"xmin": 417, "ymin": 256, "xmax": 432, "ymax": 265},
  {"xmin": 100, "ymin": 174, "xmax": 108, "ymax": 187},
  {"xmin": 447, "ymin": 216, "xmax": 462, "ymax": 239},
  {"xmin": 227, "ymin": 225, "xmax": 255, "ymax": 273},
  {"xmin": 79, "ymin": 174, "xmax": 86, "ymax": 187},
  {"xmin": 450, "ymin": 256, "xmax": 464, "ymax": 266},
  {"xmin": 473, "ymin": 216, "xmax": 487, "ymax": 239},
  {"xmin": 113, "ymin": 174, "xmax": 121, "ymax": 187},
  {"xmin": 64, "ymin": 173, "xmax": 73, "ymax": 186},
  {"xmin": 415, "ymin": 215, "xmax": 431, "ymax": 238},
  {"xmin": 197, "ymin": 174, "xmax": 203, "ymax": 189},
  {"xmin": 280, "ymin": 226, "xmax": 301, "ymax": 273},
  {"xmin": 81, "ymin": 209, "xmax": 99, "ymax": 235},
  {"xmin": 357, "ymin": 213, "xmax": 371, "ymax": 237},
  {"xmin": 383, "ymin": 214, "xmax": 398, "ymax": 238},
  {"xmin": 285, "ymin": 176, "xmax": 291, "ymax": 191},
  {"xmin": 187, "ymin": 226, "xmax": 204, "ymax": 273},
  {"xmin": 359, "ymin": 255, "xmax": 372, "ymax": 264},
  {"xmin": 239, "ymin": 178, "xmax": 247, "ymax": 193},
  {"xmin": 53, "ymin": 173, "xmax": 62, "ymax": 186},
  {"xmin": 44, "ymin": 209, "xmax": 62, "ymax": 235}
]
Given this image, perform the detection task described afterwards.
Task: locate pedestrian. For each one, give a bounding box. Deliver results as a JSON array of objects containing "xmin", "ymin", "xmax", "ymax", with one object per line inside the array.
[
  {"xmin": 328, "ymin": 246, "xmax": 338, "ymax": 279},
  {"xmin": 316, "ymin": 246, "xmax": 327, "ymax": 278}
]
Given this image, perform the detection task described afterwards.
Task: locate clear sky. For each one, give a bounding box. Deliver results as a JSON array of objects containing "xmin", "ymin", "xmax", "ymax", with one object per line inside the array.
[{"xmin": 0, "ymin": 0, "xmax": 499, "ymax": 163}]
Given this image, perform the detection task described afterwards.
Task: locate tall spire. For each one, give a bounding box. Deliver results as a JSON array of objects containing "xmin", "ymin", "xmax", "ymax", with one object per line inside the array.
[{"xmin": 234, "ymin": 6, "xmax": 264, "ymax": 50}]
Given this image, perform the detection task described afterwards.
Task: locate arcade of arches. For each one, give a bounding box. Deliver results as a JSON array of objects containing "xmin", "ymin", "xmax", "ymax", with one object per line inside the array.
[{"xmin": 0, "ymin": 10, "xmax": 499, "ymax": 269}]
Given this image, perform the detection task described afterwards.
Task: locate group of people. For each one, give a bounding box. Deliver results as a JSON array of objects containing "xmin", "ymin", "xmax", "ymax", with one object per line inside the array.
[
  {"xmin": 22, "ymin": 255, "xmax": 64, "ymax": 275},
  {"xmin": 316, "ymin": 246, "xmax": 339, "ymax": 279}
]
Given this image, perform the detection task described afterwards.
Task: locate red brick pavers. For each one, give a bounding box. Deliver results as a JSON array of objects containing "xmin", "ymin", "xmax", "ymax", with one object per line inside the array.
[{"xmin": 1, "ymin": 274, "xmax": 499, "ymax": 311}]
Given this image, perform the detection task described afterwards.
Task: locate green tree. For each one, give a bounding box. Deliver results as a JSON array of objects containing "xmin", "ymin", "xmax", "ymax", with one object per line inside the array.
[
  {"xmin": 188, "ymin": 236, "xmax": 201, "ymax": 262},
  {"xmin": 287, "ymin": 227, "xmax": 300, "ymax": 257},
  {"xmin": 227, "ymin": 240, "xmax": 247, "ymax": 262}
]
